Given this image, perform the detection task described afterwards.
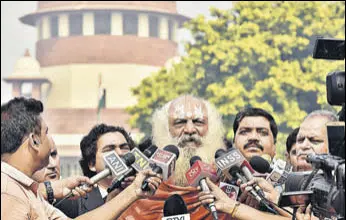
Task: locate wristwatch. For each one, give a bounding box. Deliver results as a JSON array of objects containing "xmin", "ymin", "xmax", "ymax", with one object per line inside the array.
[{"xmin": 44, "ymin": 181, "xmax": 54, "ymax": 204}]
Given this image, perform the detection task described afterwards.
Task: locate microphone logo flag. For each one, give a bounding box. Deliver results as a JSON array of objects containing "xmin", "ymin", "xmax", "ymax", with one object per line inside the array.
[
  {"xmin": 215, "ymin": 150, "xmax": 244, "ymax": 170},
  {"xmin": 103, "ymin": 152, "xmax": 128, "ymax": 176},
  {"xmin": 131, "ymin": 148, "xmax": 151, "ymax": 172}
]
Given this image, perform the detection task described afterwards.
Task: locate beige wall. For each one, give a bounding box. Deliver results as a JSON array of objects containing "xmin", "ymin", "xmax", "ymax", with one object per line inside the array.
[{"xmin": 40, "ymin": 64, "xmax": 160, "ymax": 108}]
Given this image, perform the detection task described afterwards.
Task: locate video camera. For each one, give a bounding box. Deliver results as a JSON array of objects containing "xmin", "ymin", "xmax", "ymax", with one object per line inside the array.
[
  {"xmin": 313, "ymin": 38, "xmax": 345, "ymax": 121},
  {"xmin": 281, "ymin": 154, "xmax": 345, "ymax": 219},
  {"xmin": 278, "ymin": 38, "xmax": 345, "ymax": 220},
  {"xmin": 313, "ymin": 37, "xmax": 345, "ymax": 160}
]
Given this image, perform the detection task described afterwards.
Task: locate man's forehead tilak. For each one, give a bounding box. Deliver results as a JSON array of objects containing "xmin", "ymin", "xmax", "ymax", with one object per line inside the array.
[
  {"xmin": 172, "ymin": 103, "xmax": 205, "ymax": 119},
  {"xmin": 169, "ymin": 96, "xmax": 206, "ymax": 119}
]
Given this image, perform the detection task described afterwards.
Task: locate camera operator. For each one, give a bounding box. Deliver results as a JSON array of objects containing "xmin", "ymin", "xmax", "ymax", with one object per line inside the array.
[{"xmin": 295, "ymin": 110, "xmax": 338, "ymax": 172}]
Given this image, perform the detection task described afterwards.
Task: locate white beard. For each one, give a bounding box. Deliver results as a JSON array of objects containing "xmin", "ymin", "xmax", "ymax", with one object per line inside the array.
[{"xmin": 163, "ymin": 135, "xmax": 223, "ymax": 187}]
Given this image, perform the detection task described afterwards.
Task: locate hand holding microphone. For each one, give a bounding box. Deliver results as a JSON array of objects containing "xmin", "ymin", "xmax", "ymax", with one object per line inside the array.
[
  {"xmin": 237, "ymin": 177, "xmax": 280, "ymax": 207},
  {"xmin": 54, "ymin": 151, "xmax": 136, "ymax": 206},
  {"xmin": 186, "ymin": 156, "xmax": 218, "ymax": 220},
  {"xmin": 130, "ymin": 169, "xmax": 162, "ymax": 198},
  {"xmin": 107, "ymin": 145, "xmax": 158, "ymax": 193},
  {"xmin": 141, "ymin": 145, "xmax": 179, "ymax": 192},
  {"xmin": 198, "ymin": 178, "xmax": 241, "ymax": 216}
]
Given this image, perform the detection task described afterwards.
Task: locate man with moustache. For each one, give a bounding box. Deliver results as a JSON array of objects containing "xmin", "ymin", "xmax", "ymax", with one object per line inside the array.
[
  {"xmin": 118, "ymin": 95, "xmax": 230, "ymax": 219},
  {"xmin": 32, "ymin": 135, "xmax": 60, "ymax": 182},
  {"xmin": 1, "ymin": 97, "xmax": 162, "ymax": 220},
  {"xmin": 231, "ymin": 107, "xmax": 278, "ymax": 210},
  {"xmin": 55, "ymin": 124, "xmax": 138, "ymax": 218},
  {"xmin": 233, "ymin": 107, "xmax": 278, "ymax": 161},
  {"xmin": 294, "ymin": 110, "xmax": 338, "ymax": 171}
]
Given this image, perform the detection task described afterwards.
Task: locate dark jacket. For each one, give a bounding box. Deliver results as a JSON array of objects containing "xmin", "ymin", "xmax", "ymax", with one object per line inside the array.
[{"xmin": 55, "ymin": 187, "xmax": 105, "ymax": 218}]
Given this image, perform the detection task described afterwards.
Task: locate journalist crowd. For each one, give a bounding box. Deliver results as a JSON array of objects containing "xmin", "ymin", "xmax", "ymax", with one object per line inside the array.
[{"xmin": 1, "ymin": 93, "xmax": 344, "ymax": 220}]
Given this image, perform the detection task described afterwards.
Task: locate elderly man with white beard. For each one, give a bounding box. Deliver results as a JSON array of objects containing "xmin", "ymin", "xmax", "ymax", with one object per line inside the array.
[
  {"xmin": 118, "ymin": 95, "xmax": 292, "ymax": 220},
  {"xmin": 118, "ymin": 95, "xmax": 231, "ymax": 219}
]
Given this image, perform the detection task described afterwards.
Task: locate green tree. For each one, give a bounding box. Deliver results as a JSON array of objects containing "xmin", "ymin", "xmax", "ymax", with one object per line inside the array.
[{"xmin": 127, "ymin": 1, "xmax": 345, "ymax": 158}]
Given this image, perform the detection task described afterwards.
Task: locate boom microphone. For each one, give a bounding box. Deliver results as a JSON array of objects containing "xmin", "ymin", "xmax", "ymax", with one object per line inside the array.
[{"xmin": 162, "ymin": 194, "xmax": 190, "ymax": 220}]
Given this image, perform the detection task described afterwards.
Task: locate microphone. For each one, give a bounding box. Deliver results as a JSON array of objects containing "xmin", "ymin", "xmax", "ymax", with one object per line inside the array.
[
  {"xmin": 107, "ymin": 146, "xmax": 158, "ymax": 192},
  {"xmin": 185, "ymin": 156, "xmax": 218, "ymax": 220},
  {"xmin": 54, "ymin": 152, "xmax": 135, "ymax": 206},
  {"xmin": 141, "ymin": 145, "xmax": 179, "ymax": 191},
  {"xmin": 250, "ymin": 156, "xmax": 292, "ymax": 185},
  {"xmin": 162, "ymin": 194, "xmax": 190, "ymax": 220},
  {"xmin": 215, "ymin": 149, "xmax": 278, "ymax": 214},
  {"xmin": 218, "ymin": 182, "xmax": 239, "ymax": 200}
]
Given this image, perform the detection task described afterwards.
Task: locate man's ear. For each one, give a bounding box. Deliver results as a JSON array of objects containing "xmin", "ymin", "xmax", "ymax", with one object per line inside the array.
[
  {"xmin": 28, "ymin": 133, "xmax": 40, "ymax": 152},
  {"xmin": 88, "ymin": 161, "xmax": 96, "ymax": 172},
  {"xmin": 285, "ymin": 152, "xmax": 290, "ymax": 161}
]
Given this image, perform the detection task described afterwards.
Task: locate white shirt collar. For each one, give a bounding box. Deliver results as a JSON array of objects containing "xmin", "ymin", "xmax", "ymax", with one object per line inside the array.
[{"xmin": 98, "ymin": 185, "xmax": 108, "ymax": 199}]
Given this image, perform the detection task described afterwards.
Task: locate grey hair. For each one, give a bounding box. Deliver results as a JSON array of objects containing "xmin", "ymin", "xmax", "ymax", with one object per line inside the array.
[
  {"xmin": 151, "ymin": 95, "xmax": 225, "ymax": 150},
  {"xmin": 304, "ymin": 110, "xmax": 338, "ymax": 122}
]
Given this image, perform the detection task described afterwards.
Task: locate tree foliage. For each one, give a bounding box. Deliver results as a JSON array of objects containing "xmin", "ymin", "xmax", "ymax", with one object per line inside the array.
[{"xmin": 127, "ymin": 1, "xmax": 345, "ymax": 158}]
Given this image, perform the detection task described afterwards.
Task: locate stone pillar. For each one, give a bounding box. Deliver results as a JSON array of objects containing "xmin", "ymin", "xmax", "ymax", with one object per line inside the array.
[
  {"xmin": 32, "ymin": 82, "xmax": 41, "ymax": 100},
  {"xmin": 159, "ymin": 16, "xmax": 169, "ymax": 40},
  {"xmin": 83, "ymin": 12, "xmax": 94, "ymax": 36},
  {"xmin": 172, "ymin": 20, "xmax": 179, "ymax": 42},
  {"xmin": 138, "ymin": 13, "xmax": 149, "ymax": 37},
  {"xmin": 12, "ymin": 82, "xmax": 21, "ymax": 98},
  {"xmin": 42, "ymin": 16, "xmax": 50, "ymax": 39},
  {"xmin": 58, "ymin": 14, "xmax": 69, "ymax": 37},
  {"xmin": 111, "ymin": 12, "xmax": 123, "ymax": 35}
]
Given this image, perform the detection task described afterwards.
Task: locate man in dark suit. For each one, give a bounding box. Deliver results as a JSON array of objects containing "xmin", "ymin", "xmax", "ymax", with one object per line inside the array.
[{"xmin": 56, "ymin": 124, "xmax": 137, "ymax": 217}]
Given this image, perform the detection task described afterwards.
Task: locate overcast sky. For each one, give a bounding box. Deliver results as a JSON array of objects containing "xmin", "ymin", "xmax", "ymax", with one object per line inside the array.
[{"xmin": 1, "ymin": 1, "xmax": 233, "ymax": 104}]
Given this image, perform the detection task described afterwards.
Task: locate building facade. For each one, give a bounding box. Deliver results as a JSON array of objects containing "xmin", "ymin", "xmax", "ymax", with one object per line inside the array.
[{"xmin": 4, "ymin": 1, "xmax": 188, "ymax": 178}]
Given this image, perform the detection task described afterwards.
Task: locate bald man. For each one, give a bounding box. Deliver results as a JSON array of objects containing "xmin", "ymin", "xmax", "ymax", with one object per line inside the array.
[{"xmin": 295, "ymin": 110, "xmax": 338, "ymax": 171}]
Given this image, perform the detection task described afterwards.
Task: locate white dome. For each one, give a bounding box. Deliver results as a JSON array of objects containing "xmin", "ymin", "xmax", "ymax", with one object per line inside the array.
[{"xmin": 12, "ymin": 50, "xmax": 41, "ymax": 77}]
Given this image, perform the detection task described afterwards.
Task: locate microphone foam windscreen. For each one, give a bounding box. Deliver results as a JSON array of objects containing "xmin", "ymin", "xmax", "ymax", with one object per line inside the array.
[
  {"xmin": 189, "ymin": 156, "xmax": 202, "ymax": 166},
  {"xmin": 249, "ymin": 156, "xmax": 271, "ymax": 174},
  {"xmin": 163, "ymin": 194, "xmax": 188, "ymax": 216},
  {"xmin": 214, "ymin": 148, "xmax": 226, "ymax": 159},
  {"xmin": 122, "ymin": 152, "xmax": 136, "ymax": 165},
  {"xmin": 143, "ymin": 145, "xmax": 158, "ymax": 157},
  {"xmin": 163, "ymin": 145, "xmax": 180, "ymax": 159}
]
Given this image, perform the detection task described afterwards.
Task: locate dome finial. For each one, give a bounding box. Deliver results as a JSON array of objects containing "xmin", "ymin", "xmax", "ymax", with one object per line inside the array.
[{"xmin": 24, "ymin": 49, "xmax": 30, "ymax": 57}]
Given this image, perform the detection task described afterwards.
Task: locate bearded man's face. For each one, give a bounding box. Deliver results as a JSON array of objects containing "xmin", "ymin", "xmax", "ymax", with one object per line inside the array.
[{"xmin": 168, "ymin": 96, "xmax": 208, "ymax": 149}]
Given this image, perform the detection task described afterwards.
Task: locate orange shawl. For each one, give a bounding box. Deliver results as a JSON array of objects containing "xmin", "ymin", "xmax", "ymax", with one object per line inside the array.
[{"xmin": 118, "ymin": 181, "xmax": 231, "ymax": 220}]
